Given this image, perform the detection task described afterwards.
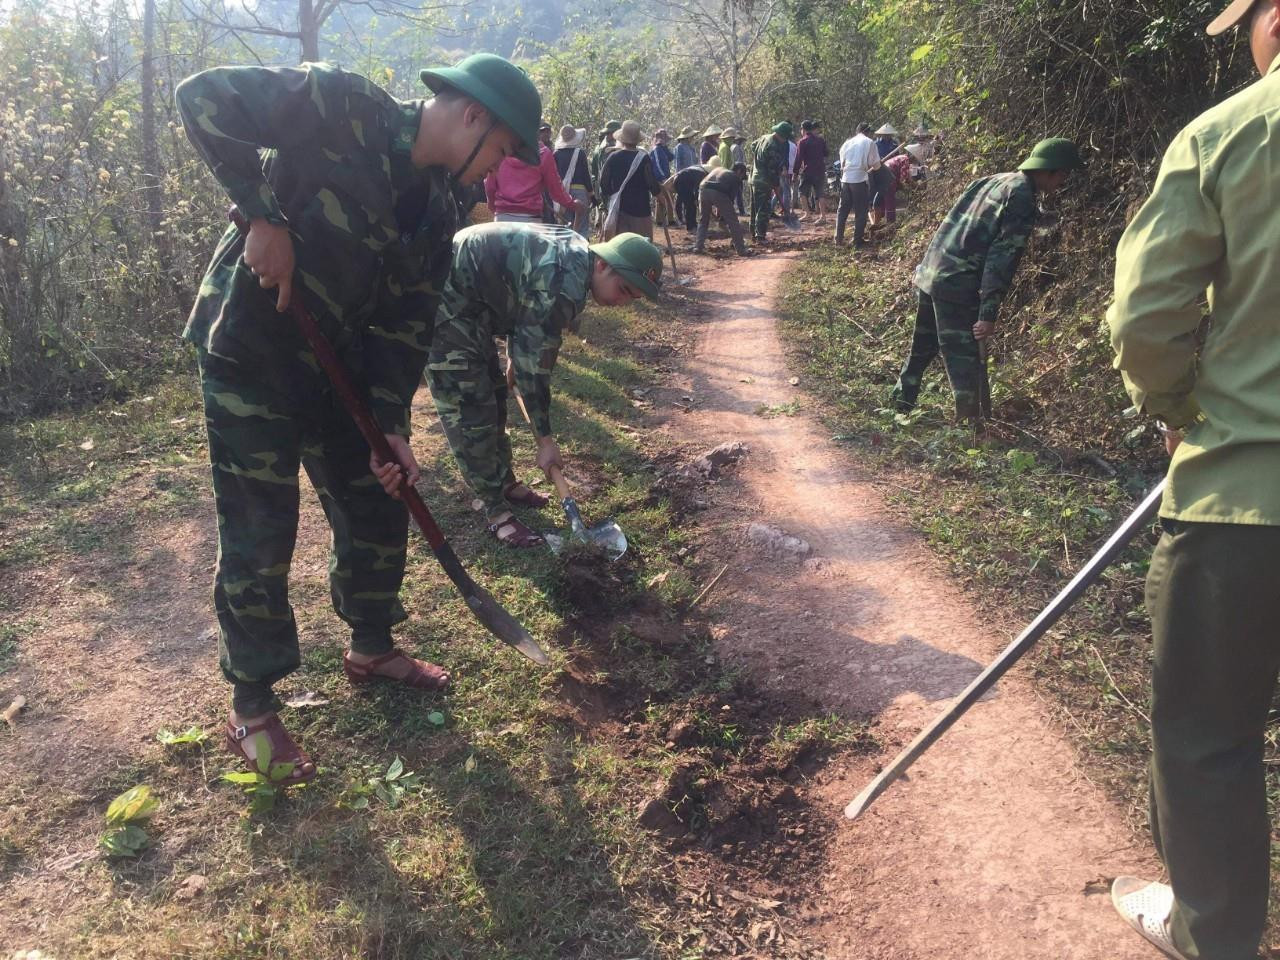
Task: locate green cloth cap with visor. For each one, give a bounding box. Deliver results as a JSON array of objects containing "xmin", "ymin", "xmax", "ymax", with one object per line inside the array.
[
  {"xmin": 419, "ymin": 53, "xmax": 543, "ymax": 164},
  {"xmin": 772, "ymin": 121, "xmax": 794, "ymax": 138},
  {"xmin": 590, "ymin": 233, "xmax": 664, "ymax": 300},
  {"xmin": 600, "ymin": 120, "xmax": 622, "ymax": 137},
  {"xmin": 1018, "ymin": 137, "xmax": 1083, "ymax": 172}
]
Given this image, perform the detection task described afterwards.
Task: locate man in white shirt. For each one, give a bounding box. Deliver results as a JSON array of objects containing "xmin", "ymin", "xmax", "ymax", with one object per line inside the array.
[{"xmin": 835, "ymin": 122, "xmax": 881, "ymax": 247}]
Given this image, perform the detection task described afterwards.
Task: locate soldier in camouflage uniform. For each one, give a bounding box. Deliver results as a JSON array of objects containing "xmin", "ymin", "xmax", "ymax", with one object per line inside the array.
[
  {"xmin": 429, "ymin": 224, "xmax": 663, "ymax": 547},
  {"xmin": 749, "ymin": 122, "xmax": 791, "ymax": 243},
  {"xmin": 890, "ymin": 138, "xmax": 1082, "ymax": 422},
  {"xmin": 177, "ymin": 54, "xmax": 543, "ymax": 784}
]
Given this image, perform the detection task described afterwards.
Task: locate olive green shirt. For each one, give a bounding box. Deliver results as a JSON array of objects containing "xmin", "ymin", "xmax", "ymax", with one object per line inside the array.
[{"xmin": 1108, "ymin": 53, "xmax": 1280, "ymax": 525}]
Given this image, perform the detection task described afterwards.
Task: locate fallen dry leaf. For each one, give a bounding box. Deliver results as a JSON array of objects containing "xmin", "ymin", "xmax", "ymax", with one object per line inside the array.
[{"xmin": 2, "ymin": 696, "xmax": 26, "ymax": 727}]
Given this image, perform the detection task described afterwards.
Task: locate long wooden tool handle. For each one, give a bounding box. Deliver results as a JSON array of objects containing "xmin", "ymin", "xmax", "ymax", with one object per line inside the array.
[
  {"xmin": 844, "ymin": 479, "xmax": 1167, "ymax": 820},
  {"xmin": 511, "ymin": 385, "xmax": 572, "ymax": 501}
]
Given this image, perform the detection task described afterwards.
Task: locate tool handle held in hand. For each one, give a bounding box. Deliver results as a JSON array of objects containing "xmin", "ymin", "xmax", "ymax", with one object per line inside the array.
[
  {"xmin": 229, "ymin": 208, "xmax": 447, "ymax": 552},
  {"xmin": 511, "ymin": 385, "xmax": 573, "ymax": 501}
]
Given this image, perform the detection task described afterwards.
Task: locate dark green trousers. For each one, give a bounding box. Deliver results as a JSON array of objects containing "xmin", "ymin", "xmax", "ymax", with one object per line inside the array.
[
  {"xmin": 427, "ymin": 322, "xmax": 518, "ymax": 518},
  {"xmin": 890, "ymin": 289, "xmax": 981, "ymax": 421},
  {"xmin": 749, "ymin": 179, "xmax": 773, "ymax": 240},
  {"xmin": 199, "ymin": 350, "xmax": 406, "ymax": 716},
  {"xmin": 1146, "ymin": 519, "xmax": 1280, "ymax": 960}
]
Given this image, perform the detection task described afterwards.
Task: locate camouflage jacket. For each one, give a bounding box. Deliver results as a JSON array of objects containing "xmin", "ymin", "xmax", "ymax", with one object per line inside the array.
[
  {"xmin": 176, "ymin": 63, "xmax": 463, "ymax": 436},
  {"xmin": 432, "ymin": 224, "xmax": 591, "ymax": 437},
  {"xmin": 750, "ymin": 134, "xmax": 787, "ymax": 185},
  {"xmin": 913, "ymin": 171, "xmax": 1039, "ymax": 323}
]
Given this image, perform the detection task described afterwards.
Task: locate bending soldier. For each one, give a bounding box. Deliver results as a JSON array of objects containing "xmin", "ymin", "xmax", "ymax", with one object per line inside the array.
[
  {"xmin": 890, "ymin": 138, "xmax": 1081, "ymax": 422},
  {"xmin": 428, "ymin": 225, "xmax": 663, "ymax": 547}
]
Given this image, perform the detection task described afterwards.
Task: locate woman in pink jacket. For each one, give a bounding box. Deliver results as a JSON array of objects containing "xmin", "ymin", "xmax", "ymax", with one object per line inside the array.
[{"xmin": 484, "ymin": 144, "xmax": 586, "ymax": 223}]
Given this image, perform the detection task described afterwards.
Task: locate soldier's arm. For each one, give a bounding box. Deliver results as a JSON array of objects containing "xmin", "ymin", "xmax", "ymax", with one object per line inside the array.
[
  {"xmin": 511, "ymin": 293, "xmax": 578, "ymax": 437},
  {"xmin": 1108, "ymin": 130, "xmax": 1220, "ymax": 430},
  {"xmin": 175, "ymin": 64, "xmax": 343, "ymax": 224},
  {"xmin": 976, "ymin": 186, "xmax": 1037, "ymax": 324}
]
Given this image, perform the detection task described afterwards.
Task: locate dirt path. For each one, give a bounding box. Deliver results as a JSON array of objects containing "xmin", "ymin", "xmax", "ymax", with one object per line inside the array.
[{"xmin": 657, "ymin": 245, "xmax": 1158, "ymax": 959}]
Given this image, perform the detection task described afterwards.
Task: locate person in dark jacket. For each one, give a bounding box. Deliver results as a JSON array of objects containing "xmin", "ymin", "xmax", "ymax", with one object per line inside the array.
[
  {"xmin": 666, "ymin": 163, "xmax": 709, "ymax": 233},
  {"xmin": 695, "ymin": 162, "xmax": 749, "ymax": 255},
  {"xmin": 553, "ymin": 124, "xmax": 594, "ymax": 236},
  {"xmin": 599, "ymin": 120, "xmax": 662, "ymax": 240}
]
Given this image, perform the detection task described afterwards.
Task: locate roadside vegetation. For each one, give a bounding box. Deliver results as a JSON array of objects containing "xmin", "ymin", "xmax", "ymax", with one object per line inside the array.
[
  {"xmin": 776, "ymin": 142, "xmax": 1280, "ymax": 924},
  {"xmin": 0, "ymin": 294, "xmax": 871, "ymax": 958}
]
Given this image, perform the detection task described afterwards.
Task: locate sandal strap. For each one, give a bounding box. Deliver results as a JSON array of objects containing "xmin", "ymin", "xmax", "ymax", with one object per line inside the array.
[{"xmin": 488, "ymin": 517, "xmax": 544, "ymax": 546}]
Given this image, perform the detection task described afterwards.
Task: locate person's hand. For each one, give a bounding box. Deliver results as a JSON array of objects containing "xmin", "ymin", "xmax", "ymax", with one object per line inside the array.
[
  {"xmin": 370, "ymin": 434, "xmax": 421, "ymax": 499},
  {"xmin": 243, "ymin": 219, "xmax": 295, "ymax": 312},
  {"xmin": 1163, "ymin": 428, "xmax": 1183, "ymax": 457},
  {"xmin": 972, "ymin": 319, "xmax": 995, "ymax": 340},
  {"xmin": 535, "ymin": 435, "xmax": 564, "ymax": 478}
]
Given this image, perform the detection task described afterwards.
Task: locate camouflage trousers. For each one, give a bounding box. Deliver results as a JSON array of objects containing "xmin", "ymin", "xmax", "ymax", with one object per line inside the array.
[
  {"xmin": 198, "ymin": 349, "xmax": 408, "ymax": 716},
  {"xmin": 750, "ymin": 179, "xmax": 774, "ymax": 240},
  {"xmin": 890, "ymin": 290, "xmax": 982, "ymax": 421},
  {"xmin": 427, "ymin": 324, "xmax": 518, "ymax": 518}
]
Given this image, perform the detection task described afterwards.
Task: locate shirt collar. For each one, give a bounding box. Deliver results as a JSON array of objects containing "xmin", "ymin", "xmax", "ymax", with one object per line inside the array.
[
  {"xmin": 1267, "ymin": 50, "xmax": 1280, "ymax": 76},
  {"xmin": 393, "ymin": 100, "xmax": 421, "ymax": 158}
]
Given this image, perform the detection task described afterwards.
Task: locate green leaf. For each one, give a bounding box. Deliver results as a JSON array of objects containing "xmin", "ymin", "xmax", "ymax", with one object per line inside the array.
[
  {"xmin": 105, "ymin": 785, "xmax": 157, "ymax": 825},
  {"xmin": 427, "ymin": 711, "xmax": 446, "ymax": 727},
  {"xmin": 156, "ymin": 726, "xmax": 208, "ymax": 747},
  {"xmin": 464, "ymin": 755, "xmax": 477, "ymax": 774},
  {"xmin": 254, "ymin": 738, "xmax": 274, "ymax": 776},
  {"xmin": 100, "ymin": 823, "xmax": 149, "ymax": 857},
  {"xmin": 910, "ymin": 42, "xmax": 934, "ymax": 62},
  {"xmin": 386, "ymin": 757, "xmax": 404, "ymax": 780},
  {"xmin": 220, "ymin": 771, "xmax": 263, "ymax": 786}
]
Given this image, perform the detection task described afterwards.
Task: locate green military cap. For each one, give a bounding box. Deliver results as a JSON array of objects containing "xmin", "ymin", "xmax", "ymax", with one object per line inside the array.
[
  {"xmin": 599, "ymin": 119, "xmax": 622, "ymax": 137},
  {"xmin": 772, "ymin": 121, "xmax": 794, "ymax": 138},
  {"xmin": 419, "ymin": 53, "xmax": 543, "ymax": 164},
  {"xmin": 1018, "ymin": 137, "xmax": 1083, "ymax": 172},
  {"xmin": 590, "ymin": 233, "xmax": 664, "ymax": 300}
]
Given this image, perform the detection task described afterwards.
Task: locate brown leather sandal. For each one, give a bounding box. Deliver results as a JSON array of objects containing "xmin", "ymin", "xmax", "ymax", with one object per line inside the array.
[
  {"xmin": 225, "ymin": 712, "xmax": 317, "ymax": 786},
  {"xmin": 343, "ymin": 649, "xmax": 451, "ymax": 691},
  {"xmin": 504, "ymin": 482, "xmax": 551, "ymax": 509},
  {"xmin": 488, "ymin": 514, "xmax": 545, "ymax": 549}
]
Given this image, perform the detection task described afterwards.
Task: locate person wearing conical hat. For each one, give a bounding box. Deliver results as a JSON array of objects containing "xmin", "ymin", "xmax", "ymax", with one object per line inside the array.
[
  {"xmin": 553, "ymin": 125, "xmax": 594, "ymax": 236},
  {"xmin": 673, "ymin": 125, "xmax": 699, "ymax": 172},
  {"xmin": 429, "ymin": 224, "xmax": 663, "ymax": 547},
  {"xmin": 599, "ymin": 120, "xmax": 663, "ymax": 240},
  {"xmin": 175, "ymin": 52, "xmax": 544, "ymax": 783},
  {"xmin": 716, "ymin": 126, "xmax": 737, "ymax": 170},
  {"xmin": 874, "ymin": 123, "xmax": 899, "ymax": 158},
  {"xmin": 889, "ymin": 138, "xmax": 1082, "ymax": 424},
  {"xmin": 700, "ymin": 125, "xmax": 722, "ymax": 164}
]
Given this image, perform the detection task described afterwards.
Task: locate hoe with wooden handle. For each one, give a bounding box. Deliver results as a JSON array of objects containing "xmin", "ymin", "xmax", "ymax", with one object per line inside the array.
[
  {"xmin": 229, "ymin": 209, "xmax": 549, "ymax": 667},
  {"xmin": 845, "ymin": 480, "xmax": 1166, "ymax": 820}
]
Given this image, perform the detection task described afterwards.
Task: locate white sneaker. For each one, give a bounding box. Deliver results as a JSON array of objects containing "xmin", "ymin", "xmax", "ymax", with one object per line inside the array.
[{"xmin": 1111, "ymin": 877, "xmax": 1192, "ymax": 960}]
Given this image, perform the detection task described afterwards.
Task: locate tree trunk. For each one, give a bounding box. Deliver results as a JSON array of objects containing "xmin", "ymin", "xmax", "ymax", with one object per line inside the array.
[
  {"xmin": 140, "ymin": 0, "xmax": 165, "ymax": 250},
  {"xmin": 299, "ymin": 0, "xmax": 321, "ymax": 61}
]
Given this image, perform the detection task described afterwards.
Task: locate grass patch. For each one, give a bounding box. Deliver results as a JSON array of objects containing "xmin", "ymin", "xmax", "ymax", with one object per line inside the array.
[
  {"xmin": 776, "ymin": 170, "xmax": 1280, "ymax": 932},
  {"xmin": 0, "ymin": 294, "xmax": 873, "ymax": 959}
]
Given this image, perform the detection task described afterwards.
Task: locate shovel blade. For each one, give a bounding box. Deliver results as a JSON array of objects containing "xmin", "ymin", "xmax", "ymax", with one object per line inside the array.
[
  {"xmin": 583, "ymin": 519, "xmax": 628, "ymax": 561},
  {"xmin": 464, "ymin": 583, "xmax": 549, "ymax": 666}
]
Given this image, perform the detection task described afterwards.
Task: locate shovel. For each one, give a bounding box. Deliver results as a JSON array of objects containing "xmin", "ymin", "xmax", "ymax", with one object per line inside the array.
[
  {"xmin": 228, "ymin": 209, "xmax": 549, "ymax": 667},
  {"xmin": 513, "ymin": 390, "xmax": 628, "ymax": 561}
]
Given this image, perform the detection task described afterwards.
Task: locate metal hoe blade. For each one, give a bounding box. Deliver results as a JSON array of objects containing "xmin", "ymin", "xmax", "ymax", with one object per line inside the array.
[
  {"xmin": 844, "ymin": 480, "xmax": 1167, "ymax": 821},
  {"xmin": 463, "ymin": 581, "xmax": 549, "ymax": 666}
]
